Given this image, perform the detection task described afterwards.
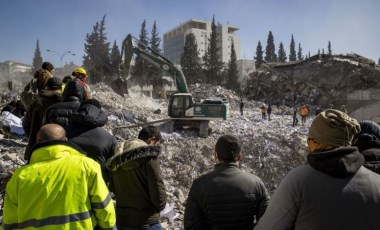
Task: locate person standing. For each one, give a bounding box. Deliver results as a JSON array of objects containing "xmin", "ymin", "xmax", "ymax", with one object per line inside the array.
[
  {"xmin": 239, "ymin": 99, "xmax": 244, "ymax": 116},
  {"xmin": 292, "ymin": 107, "xmax": 299, "ymax": 127},
  {"xmin": 267, "ymin": 104, "xmax": 272, "ymax": 121},
  {"xmin": 184, "ymin": 134, "xmax": 270, "ymax": 230},
  {"xmin": 106, "ymin": 126, "xmax": 167, "ymax": 230},
  {"xmin": 2, "ymin": 124, "xmax": 116, "ymax": 229},
  {"xmin": 256, "ymin": 109, "xmax": 380, "ymax": 230},
  {"xmin": 260, "ymin": 105, "xmax": 267, "ymax": 120},
  {"xmin": 299, "ymin": 105, "xmax": 309, "ymax": 125},
  {"xmin": 354, "ymin": 120, "xmax": 380, "ymax": 174},
  {"xmin": 22, "ymin": 77, "xmax": 62, "ymax": 161},
  {"xmin": 63, "ymin": 67, "xmax": 92, "ymax": 101}
]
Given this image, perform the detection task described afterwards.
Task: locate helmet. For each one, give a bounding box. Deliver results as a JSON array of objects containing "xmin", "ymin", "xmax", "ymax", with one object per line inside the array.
[{"xmin": 74, "ymin": 67, "xmax": 87, "ymax": 78}]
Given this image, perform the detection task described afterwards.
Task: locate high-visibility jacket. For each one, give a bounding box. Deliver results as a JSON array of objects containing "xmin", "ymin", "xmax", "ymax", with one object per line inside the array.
[{"xmin": 2, "ymin": 141, "xmax": 116, "ymax": 230}]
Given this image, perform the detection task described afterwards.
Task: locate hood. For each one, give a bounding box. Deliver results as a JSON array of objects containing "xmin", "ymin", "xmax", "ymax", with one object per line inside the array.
[
  {"xmin": 106, "ymin": 144, "xmax": 160, "ymax": 171},
  {"xmin": 70, "ymin": 102, "xmax": 108, "ymax": 128},
  {"xmin": 307, "ymin": 146, "xmax": 364, "ymax": 177}
]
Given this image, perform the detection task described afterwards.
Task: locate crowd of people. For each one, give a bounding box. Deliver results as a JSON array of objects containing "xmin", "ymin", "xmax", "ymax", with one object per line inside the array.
[{"xmin": 1, "ymin": 62, "xmax": 380, "ymax": 229}]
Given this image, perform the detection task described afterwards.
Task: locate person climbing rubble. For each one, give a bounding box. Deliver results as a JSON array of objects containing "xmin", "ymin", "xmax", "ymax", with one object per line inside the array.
[
  {"xmin": 63, "ymin": 67, "xmax": 92, "ymax": 101},
  {"xmin": 267, "ymin": 104, "xmax": 272, "ymax": 121},
  {"xmin": 240, "ymin": 99, "xmax": 244, "ymax": 116},
  {"xmin": 2, "ymin": 124, "xmax": 116, "ymax": 229},
  {"xmin": 292, "ymin": 107, "xmax": 299, "ymax": 126},
  {"xmin": 184, "ymin": 134, "xmax": 270, "ymax": 229},
  {"xmin": 106, "ymin": 125, "xmax": 166, "ymax": 229},
  {"xmin": 256, "ymin": 109, "xmax": 380, "ymax": 230}
]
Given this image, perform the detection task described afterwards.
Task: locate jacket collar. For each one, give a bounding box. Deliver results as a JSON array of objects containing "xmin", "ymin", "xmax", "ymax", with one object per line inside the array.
[
  {"xmin": 307, "ymin": 146, "xmax": 364, "ymax": 177},
  {"xmin": 29, "ymin": 140, "xmax": 86, "ymax": 163},
  {"xmin": 106, "ymin": 145, "xmax": 160, "ymax": 171},
  {"xmin": 214, "ymin": 162, "xmax": 240, "ymax": 171}
]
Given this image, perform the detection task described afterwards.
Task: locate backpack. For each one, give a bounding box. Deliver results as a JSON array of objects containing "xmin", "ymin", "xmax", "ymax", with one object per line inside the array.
[
  {"xmin": 20, "ymin": 78, "xmax": 38, "ymax": 109},
  {"xmin": 62, "ymin": 79, "xmax": 85, "ymax": 102}
]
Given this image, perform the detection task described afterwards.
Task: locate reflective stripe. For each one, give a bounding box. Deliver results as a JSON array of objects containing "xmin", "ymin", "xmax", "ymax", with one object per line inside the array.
[
  {"xmin": 91, "ymin": 193, "xmax": 112, "ymax": 209},
  {"xmin": 3, "ymin": 211, "xmax": 90, "ymax": 229}
]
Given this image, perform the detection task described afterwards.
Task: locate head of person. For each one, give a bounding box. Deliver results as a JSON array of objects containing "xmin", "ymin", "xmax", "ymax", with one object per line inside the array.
[
  {"xmin": 62, "ymin": 75, "xmax": 73, "ymax": 84},
  {"xmin": 42, "ymin": 62, "xmax": 55, "ymax": 73},
  {"xmin": 355, "ymin": 120, "xmax": 380, "ymax": 142},
  {"xmin": 307, "ymin": 109, "xmax": 360, "ymax": 153},
  {"xmin": 46, "ymin": 77, "xmax": 62, "ymax": 91},
  {"xmin": 138, "ymin": 125, "xmax": 162, "ymax": 145},
  {"xmin": 36, "ymin": 124, "xmax": 67, "ymax": 143},
  {"xmin": 214, "ymin": 134, "xmax": 242, "ymax": 163},
  {"xmin": 73, "ymin": 67, "xmax": 88, "ymax": 80}
]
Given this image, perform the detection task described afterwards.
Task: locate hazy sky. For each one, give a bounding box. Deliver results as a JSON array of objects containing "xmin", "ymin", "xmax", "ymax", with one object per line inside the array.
[{"xmin": 1, "ymin": 0, "xmax": 379, "ymax": 67}]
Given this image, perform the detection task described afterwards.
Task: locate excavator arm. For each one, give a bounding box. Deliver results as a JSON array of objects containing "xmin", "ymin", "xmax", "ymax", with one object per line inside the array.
[{"xmin": 111, "ymin": 34, "xmax": 189, "ymax": 96}]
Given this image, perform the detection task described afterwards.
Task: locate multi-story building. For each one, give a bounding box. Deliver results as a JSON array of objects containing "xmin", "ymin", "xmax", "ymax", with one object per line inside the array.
[
  {"xmin": 163, "ymin": 18, "xmax": 240, "ymax": 64},
  {"xmin": 0, "ymin": 61, "xmax": 32, "ymax": 92}
]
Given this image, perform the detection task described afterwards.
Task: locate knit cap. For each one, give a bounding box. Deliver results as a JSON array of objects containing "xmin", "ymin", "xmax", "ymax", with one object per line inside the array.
[
  {"xmin": 46, "ymin": 77, "xmax": 62, "ymax": 90},
  {"xmin": 42, "ymin": 62, "xmax": 54, "ymax": 72},
  {"xmin": 308, "ymin": 109, "xmax": 360, "ymax": 146}
]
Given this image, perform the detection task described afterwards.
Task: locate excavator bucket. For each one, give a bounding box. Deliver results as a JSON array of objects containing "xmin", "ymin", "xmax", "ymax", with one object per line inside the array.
[{"xmin": 110, "ymin": 34, "xmax": 134, "ymax": 97}]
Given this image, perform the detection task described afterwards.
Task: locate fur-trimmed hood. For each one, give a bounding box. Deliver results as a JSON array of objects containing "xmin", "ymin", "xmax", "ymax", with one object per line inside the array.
[{"xmin": 106, "ymin": 139, "xmax": 161, "ymax": 171}]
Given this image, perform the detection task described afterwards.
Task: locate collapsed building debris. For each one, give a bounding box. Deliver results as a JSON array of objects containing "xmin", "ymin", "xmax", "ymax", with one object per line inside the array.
[
  {"xmin": 245, "ymin": 54, "xmax": 380, "ymax": 116},
  {"xmin": 0, "ymin": 83, "xmax": 311, "ymax": 229}
]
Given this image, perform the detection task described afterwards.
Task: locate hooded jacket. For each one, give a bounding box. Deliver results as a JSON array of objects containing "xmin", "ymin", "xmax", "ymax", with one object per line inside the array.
[
  {"xmin": 355, "ymin": 139, "xmax": 380, "ymax": 174},
  {"xmin": 106, "ymin": 139, "xmax": 166, "ymax": 228},
  {"xmin": 44, "ymin": 96, "xmax": 81, "ymax": 128},
  {"xmin": 2, "ymin": 140, "xmax": 116, "ymax": 230},
  {"xmin": 184, "ymin": 162, "xmax": 270, "ymax": 230},
  {"xmin": 256, "ymin": 146, "xmax": 380, "ymax": 230}
]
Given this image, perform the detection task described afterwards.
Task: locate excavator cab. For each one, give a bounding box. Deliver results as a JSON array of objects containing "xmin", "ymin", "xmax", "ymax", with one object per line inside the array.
[{"xmin": 168, "ymin": 93, "xmax": 194, "ymax": 118}]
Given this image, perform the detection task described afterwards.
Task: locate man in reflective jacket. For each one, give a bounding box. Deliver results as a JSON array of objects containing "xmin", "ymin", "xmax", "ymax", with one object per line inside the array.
[{"xmin": 2, "ymin": 124, "xmax": 116, "ymax": 230}]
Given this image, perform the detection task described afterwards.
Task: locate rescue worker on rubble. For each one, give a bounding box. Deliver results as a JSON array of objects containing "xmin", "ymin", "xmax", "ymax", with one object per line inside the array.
[
  {"xmin": 106, "ymin": 125, "xmax": 167, "ymax": 230},
  {"xmin": 299, "ymin": 105, "xmax": 309, "ymax": 125},
  {"xmin": 256, "ymin": 109, "xmax": 380, "ymax": 230},
  {"xmin": 260, "ymin": 105, "xmax": 267, "ymax": 120},
  {"xmin": 23, "ymin": 77, "xmax": 62, "ymax": 162},
  {"xmin": 2, "ymin": 124, "xmax": 116, "ymax": 229},
  {"xmin": 184, "ymin": 134, "xmax": 270, "ymax": 229},
  {"xmin": 340, "ymin": 104, "xmax": 348, "ymax": 114},
  {"xmin": 65, "ymin": 99, "xmax": 116, "ymax": 184},
  {"xmin": 63, "ymin": 67, "xmax": 92, "ymax": 101}
]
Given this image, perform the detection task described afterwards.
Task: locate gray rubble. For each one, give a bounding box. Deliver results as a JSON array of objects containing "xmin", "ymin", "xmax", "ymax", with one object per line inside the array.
[{"xmin": 0, "ymin": 83, "xmax": 308, "ymax": 229}]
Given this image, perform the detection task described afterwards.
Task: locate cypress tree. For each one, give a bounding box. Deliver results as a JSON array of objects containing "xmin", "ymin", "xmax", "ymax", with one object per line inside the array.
[
  {"xmin": 203, "ymin": 15, "xmax": 224, "ymax": 84},
  {"xmin": 226, "ymin": 39, "xmax": 239, "ymax": 90},
  {"xmin": 180, "ymin": 32, "xmax": 203, "ymax": 85},
  {"xmin": 328, "ymin": 41, "xmax": 332, "ymax": 55},
  {"xmin": 297, "ymin": 43, "xmax": 303, "ymax": 61},
  {"xmin": 265, "ymin": 31, "xmax": 277, "ymax": 62},
  {"xmin": 32, "ymin": 39, "xmax": 43, "ymax": 73},
  {"xmin": 255, "ymin": 41, "xmax": 264, "ymax": 69},
  {"xmin": 148, "ymin": 20, "xmax": 163, "ymax": 98},
  {"xmin": 378, "ymin": 58, "xmax": 380, "ymax": 65},
  {"xmin": 278, "ymin": 42, "xmax": 287, "ymax": 62},
  {"xmin": 289, "ymin": 34, "xmax": 296, "ymax": 61},
  {"xmin": 110, "ymin": 40, "xmax": 121, "ymax": 77},
  {"xmin": 131, "ymin": 19, "xmax": 150, "ymax": 90}
]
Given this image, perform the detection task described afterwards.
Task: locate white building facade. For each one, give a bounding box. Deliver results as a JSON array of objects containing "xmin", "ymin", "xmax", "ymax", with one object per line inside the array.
[{"xmin": 163, "ymin": 19, "xmax": 241, "ymax": 64}]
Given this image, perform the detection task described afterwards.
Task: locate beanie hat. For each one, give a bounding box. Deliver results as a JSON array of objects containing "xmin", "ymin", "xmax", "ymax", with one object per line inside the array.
[
  {"xmin": 42, "ymin": 62, "xmax": 54, "ymax": 72},
  {"xmin": 308, "ymin": 109, "xmax": 360, "ymax": 147},
  {"xmin": 46, "ymin": 77, "xmax": 62, "ymax": 90},
  {"xmin": 356, "ymin": 120, "xmax": 380, "ymax": 142}
]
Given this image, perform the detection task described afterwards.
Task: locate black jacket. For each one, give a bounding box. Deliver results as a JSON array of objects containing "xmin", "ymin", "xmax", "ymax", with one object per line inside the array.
[
  {"xmin": 184, "ymin": 162, "xmax": 270, "ymax": 230},
  {"xmin": 355, "ymin": 140, "xmax": 380, "ymax": 174},
  {"xmin": 65, "ymin": 102, "xmax": 115, "ymax": 181},
  {"xmin": 44, "ymin": 96, "xmax": 81, "ymax": 128}
]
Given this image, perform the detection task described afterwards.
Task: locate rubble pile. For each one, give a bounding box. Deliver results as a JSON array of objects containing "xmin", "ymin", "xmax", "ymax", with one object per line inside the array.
[
  {"xmin": 0, "ymin": 83, "xmax": 309, "ymax": 229},
  {"xmin": 246, "ymin": 54, "xmax": 380, "ymax": 112}
]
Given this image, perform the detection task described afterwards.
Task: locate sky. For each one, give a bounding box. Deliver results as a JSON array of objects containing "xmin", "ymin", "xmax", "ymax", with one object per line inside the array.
[{"xmin": 1, "ymin": 0, "xmax": 379, "ymax": 68}]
